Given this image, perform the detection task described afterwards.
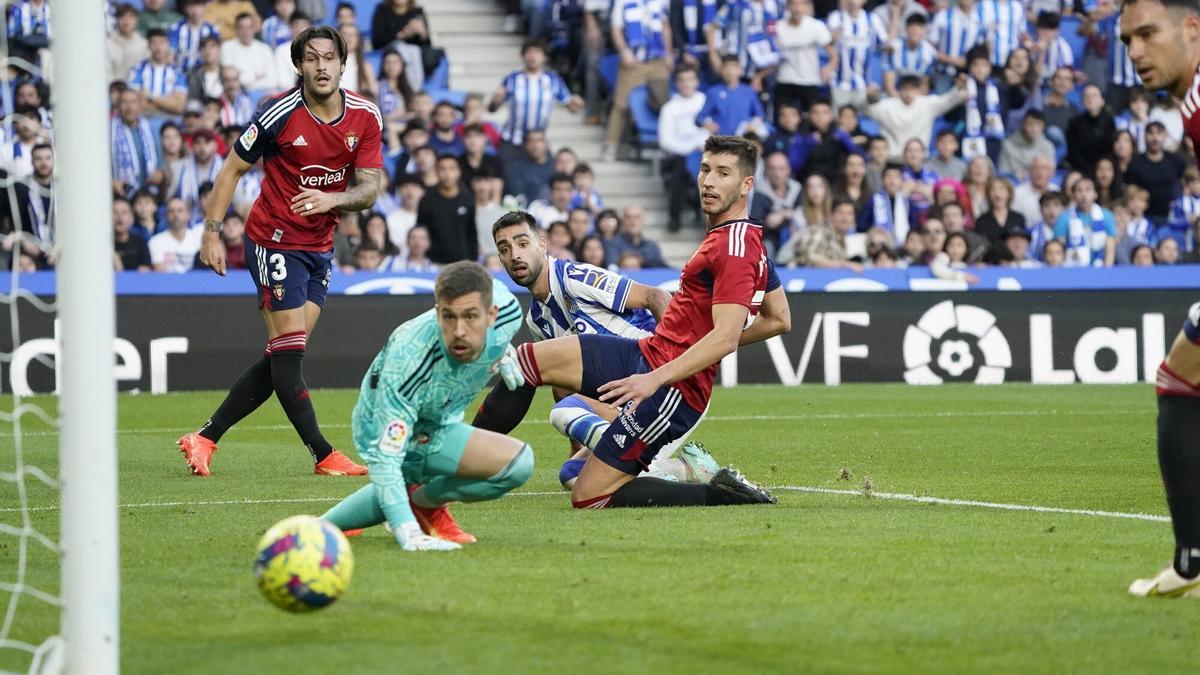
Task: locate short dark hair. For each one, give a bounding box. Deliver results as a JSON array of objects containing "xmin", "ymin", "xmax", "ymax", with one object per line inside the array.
[
  {"xmin": 832, "ymin": 196, "xmax": 856, "ymax": 212},
  {"xmin": 936, "ymin": 128, "xmax": 958, "ymax": 141},
  {"xmin": 905, "ymin": 13, "xmax": 927, "ymax": 27},
  {"xmin": 898, "ymin": 75, "xmax": 922, "ymax": 90},
  {"xmin": 549, "ymin": 172, "xmax": 573, "ymax": 188},
  {"xmin": 1023, "ymin": 109, "xmax": 1045, "ymax": 123},
  {"xmin": 435, "ymin": 261, "xmax": 494, "ymax": 306},
  {"xmin": 674, "ymin": 63, "xmax": 700, "ymax": 79},
  {"xmin": 436, "ymin": 153, "xmax": 460, "ymax": 164},
  {"xmin": 937, "ymin": 201, "xmax": 964, "ymax": 217},
  {"xmin": 720, "ymin": 54, "xmax": 740, "ymax": 65},
  {"xmin": 336, "ymin": 1, "xmax": 354, "ymax": 12},
  {"xmin": 1129, "ymin": 86, "xmax": 1150, "ymax": 104},
  {"xmin": 521, "ymin": 38, "xmax": 545, "ymax": 55},
  {"xmin": 1036, "ymin": 11, "xmax": 1061, "ymax": 30},
  {"xmin": 290, "ymin": 11, "xmax": 310, "ymax": 25},
  {"xmin": 31, "ymin": 143, "xmax": 52, "ymax": 155},
  {"xmin": 146, "ymin": 28, "xmax": 169, "ymax": 41},
  {"xmin": 200, "ymin": 35, "xmax": 220, "ymax": 49},
  {"xmin": 463, "ymin": 122, "xmax": 485, "ymax": 136},
  {"xmin": 115, "ymin": 3, "xmax": 138, "ymax": 18},
  {"xmin": 1122, "ymin": 0, "xmax": 1200, "ymax": 14},
  {"xmin": 882, "ymin": 162, "xmax": 904, "ymax": 176},
  {"xmin": 703, "ymin": 135, "xmax": 758, "ymax": 178},
  {"xmin": 492, "ymin": 209, "xmax": 538, "ymax": 238},
  {"xmin": 572, "ymin": 163, "xmax": 593, "ymax": 177},
  {"xmin": 1146, "ymin": 120, "xmax": 1168, "ymax": 133},
  {"xmin": 966, "ymin": 45, "xmax": 991, "ymax": 67},
  {"xmin": 235, "ymin": 11, "xmax": 255, "ymax": 24},
  {"xmin": 291, "ymin": 26, "xmax": 348, "ymax": 68},
  {"xmin": 1039, "ymin": 190, "xmax": 1068, "ymax": 207}
]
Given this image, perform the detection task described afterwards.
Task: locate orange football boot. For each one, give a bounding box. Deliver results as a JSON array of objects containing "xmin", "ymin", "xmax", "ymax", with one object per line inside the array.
[
  {"xmin": 314, "ymin": 450, "xmax": 369, "ymax": 476},
  {"xmin": 407, "ymin": 484, "xmax": 476, "ymax": 544},
  {"xmin": 176, "ymin": 432, "xmax": 217, "ymax": 477}
]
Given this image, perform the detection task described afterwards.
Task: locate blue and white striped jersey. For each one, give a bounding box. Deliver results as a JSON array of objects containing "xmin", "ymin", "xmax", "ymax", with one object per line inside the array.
[
  {"xmin": 8, "ymin": 0, "xmax": 49, "ymax": 38},
  {"xmin": 169, "ymin": 19, "xmax": 220, "ymax": 73},
  {"xmin": 1104, "ymin": 14, "xmax": 1141, "ymax": 87},
  {"xmin": 887, "ymin": 38, "xmax": 937, "ymax": 78},
  {"xmin": 525, "ymin": 256, "xmax": 657, "ymax": 341},
  {"xmin": 826, "ymin": 9, "xmax": 887, "ymax": 92},
  {"xmin": 929, "ymin": 5, "xmax": 980, "ymax": 74},
  {"xmin": 259, "ymin": 14, "xmax": 292, "ymax": 48},
  {"xmin": 1038, "ymin": 35, "xmax": 1074, "ymax": 84},
  {"xmin": 499, "ymin": 69, "xmax": 572, "ymax": 145},
  {"xmin": 710, "ymin": 0, "xmax": 783, "ymax": 74},
  {"xmin": 127, "ymin": 60, "xmax": 187, "ymax": 99},
  {"xmin": 976, "ymin": 0, "xmax": 1024, "ymax": 66}
]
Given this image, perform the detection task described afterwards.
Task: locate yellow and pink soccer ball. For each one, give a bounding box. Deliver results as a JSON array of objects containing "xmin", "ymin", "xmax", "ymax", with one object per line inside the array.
[{"xmin": 254, "ymin": 515, "xmax": 354, "ymax": 612}]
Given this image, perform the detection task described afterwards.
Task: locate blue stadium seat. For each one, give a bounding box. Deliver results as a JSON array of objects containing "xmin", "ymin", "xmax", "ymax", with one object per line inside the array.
[
  {"xmin": 425, "ymin": 56, "xmax": 450, "ymax": 91},
  {"xmin": 599, "ymin": 53, "xmax": 619, "ymax": 93},
  {"xmin": 425, "ymin": 88, "xmax": 468, "ymax": 108},
  {"xmin": 685, "ymin": 150, "xmax": 701, "ymax": 176},
  {"xmin": 363, "ymin": 50, "xmax": 382, "ymax": 78},
  {"xmin": 858, "ymin": 116, "xmax": 880, "ymax": 138},
  {"xmin": 1059, "ymin": 15, "xmax": 1088, "ymax": 67},
  {"xmin": 627, "ymin": 85, "xmax": 658, "ymax": 147}
]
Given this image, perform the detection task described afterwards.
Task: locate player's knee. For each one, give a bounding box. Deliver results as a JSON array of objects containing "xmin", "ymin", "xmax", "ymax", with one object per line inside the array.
[
  {"xmin": 548, "ymin": 395, "xmax": 594, "ymax": 435},
  {"xmin": 493, "ymin": 443, "xmax": 534, "ymax": 492}
]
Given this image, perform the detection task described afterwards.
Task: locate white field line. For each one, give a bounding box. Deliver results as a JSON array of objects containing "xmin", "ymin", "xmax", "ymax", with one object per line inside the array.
[
  {"xmin": 0, "ymin": 408, "xmax": 1153, "ymax": 439},
  {"xmin": 1, "ymin": 486, "xmax": 1170, "ymax": 523}
]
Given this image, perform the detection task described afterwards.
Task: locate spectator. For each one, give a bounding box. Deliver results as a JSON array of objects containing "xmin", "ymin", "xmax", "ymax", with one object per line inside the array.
[
  {"xmin": 172, "ymin": 0, "xmax": 221, "ymax": 74},
  {"xmin": 658, "ymin": 63, "xmax": 709, "ymax": 231},
  {"xmin": 138, "ymin": 0, "xmax": 182, "ymax": 35},
  {"xmin": 354, "ymin": 238, "xmax": 384, "ymax": 271},
  {"xmin": 149, "ymin": 198, "xmax": 202, "ymax": 273},
  {"xmin": 974, "ymin": 177, "xmax": 1025, "ymax": 248},
  {"xmin": 1094, "ymin": 156, "xmax": 1124, "ymax": 210},
  {"xmin": 409, "ymin": 146, "xmax": 439, "ymax": 189},
  {"xmin": 901, "ymin": 138, "xmax": 938, "ymax": 222},
  {"xmin": 418, "ymin": 155, "xmax": 477, "ymax": 264},
  {"xmin": 130, "ymin": 189, "xmax": 161, "ymax": 240},
  {"xmin": 334, "ymin": 2, "xmax": 357, "ymax": 31},
  {"xmin": 1113, "ymin": 129, "xmax": 1136, "ymax": 176},
  {"xmin": 1125, "ymin": 122, "xmax": 1187, "ymax": 225},
  {"xmin": 866, "ymin": 75, "xmax": 969, "ymax": 163},
  {"xmin": 899, "ymin": 228, "xmax": 925, "ymax": 264},
  {"xmin": 1156, "ymin": 237, "xmax": 1180, "ymax": 265},
  {"xmin": 577, "ymin": 234, "xmax": 608, "ymax": 269},
  {"xmin": 613, "ymin": 205, "xmax": 666, "ymax": 268},
  {"xmin": 108, "ymin": 4, "xmax": 149, "ymax": 82},
  {"xmin": 565, "ymin": 207, "xmax": 592, "ymax": 245},
  {"xmin": 1054, "ymin": 176, "xmax": 1116, "ymax": 267},
  {"xmin": 1030, "ymin": 11, "xmax": 1072, "ymax": 86},
  {"xmin": 872, "ymin": 0, "xmax": 927, "ymax": 32},
  {"xmin": 490, "ymin": 39, "xmax": 580, "ymax": 158},
  {"xmin": 220, "ymin": 13, "xmax": 276, "ymax": 94},
  {"xmin": 616, "ymin": 251, "xmax": 643, "ymax": 270},
  {"xmin": 862, "ymin": 163, "xmax": 910, "ymax": 241},
  {"xmin": 173, "ymin": 129, "xmax": 223, "ymax": 220},
  {"xmin": 390, "ymin": 225, "xmax": 439, "ymax": 272},
  {"xmin": 197, "ymin": 212, "xmax": 248, "ymax": 271},
  {"xmin": 458, "ymin": 124, "xmax": 503, "ymax": 189},
  {"xmin": 260, "ymin": 0, "xmax": 296, "ymax": 48},
  {"xmin": 386, "ymin": 174, "xmax": 423, "ymax": 253},
  {"xmin": 1030, "ymin": 190, "xmax": 1066, "ymax": 261},
  {"xmin": 884, "ymin": 14, "xmax": 936, "ymax": 98},
  {"xmin": 128, "ymin": 29, "xmax": 188, "ymax": 118},
  {"xmin": 1066, "ymin": 84, "xmax": 1117, "ymax": 176},
  {"xmin": 826, "ymin": 0, "xmax": 888, "ymax": 112},
  {"xmin": 706, "ymin": 0, "xmax": 782, "ymax": 93},
  {"xmin": 363, "ymin": 212, "xmax": 401, "ymax": 261},
  {"xmin": 546, "ymin": 220, "xmax": 576, "ymax": 260},
  {"xmin": 339, "ymin": 22, "xmax": 378, "ymax": 98},
  {"xmin": 865, "ymin": 226, "xmax": 896, "ymax": 261},
  {"xmin": 456, "ymin": 93, "xmax": 502, "ymax": 150},
  {"xmin": 1041, "ymin": 66, "xmax": 1078, "ymax": 149},
  {"xmin": 835, "ymin": 152, "xmax": 872, "ymax": 220},
  {"xmin": 472, "ymin": 170, "xmax": 505, "ymax": 258},
  {"xmin": 788, "ymin": 99, "xmax": 861, "ymax": 184},
  {"xmin": 370, "ymin": 0, "xmax": 435, "ymax": 86},
  {"xmin": 7, "ymin": 0, "xmax": 50, "ymax": 72},
  {"xmin": 274, "ymin": 12, "xmax": 312, "ymax": 88},
  {"xmin": 159, "ymin": 123, "xmax": 187, "ymax": 202},
  {"xmin": 961, "ymin": 46, "xmax": 1008, "ymax": 163},
  {"xmin": 594, "ymin": 208, "xmax": 624, "ymax": 264},
  {"xmin": 503, "ymin": 128, "xmax": 555, "ymax": 205},
  {"xmin": 605, "ymin": 0, "xmax": 673, "ymax": 160},
  {"xmin": 555, "ymin": 147, "xmax": 580, "ymax": 176},
  {"xmin": 999, "ymin": 110, "xmax": 1055, "ymax": 181},
  {"xmin": 936, "ymin": 200, "xmax": 989, "ymax": 263},
  {"xmin": 1116, "ymin": 87, "xmax": 1152, "ymax": 154},
  {"xmin": 1116, "ymin": 187, "xmax": 1154, "ymax": 264},
  {"xmin": 1012, "ymin": 155, "xmax": 1059, "ymax": 224},
  {"xmin": 928, "ymin": 231, "xmax": 979, "ymax": 282},
  {"xmin": 378, "ymin": 50, "xmax": 416, "ymax": 149},
  {"xmin": 752, "ymin": 152, "xmax": 804, "ymax": 256},
  {"xmin": 1149, "ymin": 96, "xmax": 1185, "ymax": 153},
  {"xmin": 216, "ymin": 66, "xmax": 254, "ymax": 128},
  {"xmin": 999, "ymin": 47, "xmax": 1042, "ymax": 132},
  {"xmin": 773, "ymin": 0, "xmax": 835, "ymax": 116},
  {"xmin": 428, "ymin": 102, "xmax": 465, "ymax": 157},
  {"xmin": 110, "ymin": 88, "xmax": 163, "ymax": 199},
  {"xmin": 7, "ymin": 143, "xmax": 55, "ymax": 267},
  {"xmin": 1042, "ymin": 237, "xmax": 1066, "ymax": 267},
  {"xmin": 918, "ymin": 217, "xmax": 945, "ymax": 264},
  {"xmin": 113, "ymin": 197, "xmax": 152, "ymax": 272},
  {"xmin": 334, "ymin": 209, "xmax": 362, "ymax": 273},
  {"xmin": 976, "ymin": 0, "xmax": 1023, "ymax": 67},
  {"xmin": 1130, "ymin": 244, "xmax": 1155, "ymax": 266},
  {"xmin": 929, "ymin": 0, "xmax": 979, "ymax": 94},
  {"xmin": 837, "ymin": 104, "xmax": 870, "ymax": 148},
  {"xmin": 1, "ymin": 108, "xmax": 46, "ymax": 181},
  {"xmin": 927, "ymin": 129, "xmax": 967, "ymax": 183},
  {"xmin": 795, "ymin": 197, "xmax": 863, "ymax": 271},
  {"xmin": 1163, "ymin": 166, "xmax": 1200, "ymax": 250},
  {"xmin": 569, "ymin": 164, "xmax": 602, "ymax": 214},
  {"xmin": 697, "ymin": 55, "xmax": 766, "ymax": 137},
  {"xmin": 205, "ymin": 0, "xmax": 261, "ymax": 41},
  {"xmin": 764, "ymin": 104, "xmax": 801, "ymax": 157},
  {"xmin": 528, "ymin": 173, "xmax": 574, "ymax": 229},
  {"xmin": 963, "ymin": 155, "xmax": 994, "ymax": 218},
  {"xmin": 864, "ymin": 135, "xmax": 888, "ymax": 192},
  {"xmin": 187, "ymin": 36, "xmax": 224, "ymax": 102},
  {"xmin": 393, "ymin": 121, "xmax": 429, "ymax": 177},
  {"xmin": 781, "ymin": 173, "xmax": 834, "ymax": 265},
  {"xmin": 999, "ymin": 226, "xmax": 1039, "ymax": 268},
  {"xmin": 14, "ymin": 81, "xmax": 49, "ymax": 131}
]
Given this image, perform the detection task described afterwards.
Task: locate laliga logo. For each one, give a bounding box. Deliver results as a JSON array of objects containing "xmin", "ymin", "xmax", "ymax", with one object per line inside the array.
[
  {"xmin": 903, "ymin": 301, "xmax": 1012, "ymax": 385},
  {"xmin": 299, "ymin": 164, "xmax": 348, "ymax": 188}
]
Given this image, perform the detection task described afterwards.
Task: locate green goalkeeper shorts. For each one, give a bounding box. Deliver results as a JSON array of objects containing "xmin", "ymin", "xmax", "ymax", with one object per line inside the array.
[{"xmin": 397, "ymin": 422, "xmax": 474, "ymax": 485}]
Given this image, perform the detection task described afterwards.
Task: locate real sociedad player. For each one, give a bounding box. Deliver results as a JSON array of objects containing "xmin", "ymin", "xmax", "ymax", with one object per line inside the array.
[
  {"xmin": 176, "ymin": 26, "xmax": 384, "ymax": 477},
  {"xmin": 510, "ymin": 135, "xmax": 791, "ymax": 508},
  {"xmin": 477, "ymin": 209, "xmax": 740, "ymax": 489}
]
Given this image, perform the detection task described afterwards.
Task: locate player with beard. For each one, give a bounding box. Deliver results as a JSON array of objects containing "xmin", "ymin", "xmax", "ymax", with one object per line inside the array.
[
  {"xmin": 509, "ymin": 135, "xmax": 790, "ymax": 508},
  {"xmin": 1121, "ymin": 0, "xmax": 1200, "ymax": 598},
  {"xmin": 176, "ymin": 26, "xmax": 383, "ymax": 478}
]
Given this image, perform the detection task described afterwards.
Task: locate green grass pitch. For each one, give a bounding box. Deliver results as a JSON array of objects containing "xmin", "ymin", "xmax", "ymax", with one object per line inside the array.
[{"xmin": 1, "ymin": 384, "xmax": 1194, "ymax": 674}]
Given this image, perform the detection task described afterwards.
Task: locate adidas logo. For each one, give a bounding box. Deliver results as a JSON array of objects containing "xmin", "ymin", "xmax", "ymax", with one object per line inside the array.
[
  {"xmin": 292, "ymin": 135, "xmax": 307, "ymax": 146},
  {"xmin": 613, "ymin": 434, "xmax": 627, "ymax": 448}
]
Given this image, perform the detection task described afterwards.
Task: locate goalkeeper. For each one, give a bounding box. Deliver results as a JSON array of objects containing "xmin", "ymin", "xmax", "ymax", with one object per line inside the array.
[{"xmin": 321, "ymin": 262, "xmax": 531, "ymax": 551}]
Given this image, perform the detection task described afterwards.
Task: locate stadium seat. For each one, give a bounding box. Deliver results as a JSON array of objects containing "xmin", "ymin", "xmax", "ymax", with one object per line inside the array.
[
  {"xmin": 599, "ymin": 53, "xmax": 619, "ymax": 93},
  {"xmin": 685, "ymin": 150, "xmax": 701, "ymax": 176},
  {"xmin": 627, "ymin": 85, "xmax": 658, "ymax": 149},
  {"xmin": 363, "ymin": 50, "xmax": 382, "ymax": 78},
  {"xmin": 425, "ymin": 88, "xmax": 467, "ymax": 108},
  {"xmin": 425, "ymin": 56, "xmax": 450, "ymax": 91}
]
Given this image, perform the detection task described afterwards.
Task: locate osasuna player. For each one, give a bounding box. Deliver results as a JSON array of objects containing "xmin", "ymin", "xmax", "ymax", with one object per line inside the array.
[
  {"xmin": 1120, "ymin": 0, "xmax": 1200, "ymax": 598},
  {"xmin": 321, "ymin": 262, "xmax": 532, "ymax": 551},
  {"xmin": 511, "ymin": 135, "xmax": 788, "ymax": 509},
  {"xmin": 477, "ymin": 210, "xmax": 735, "ymax": 488},
  {"xmin": 176, "ymin": 26, "xmax": 383, "ymax": 477}
]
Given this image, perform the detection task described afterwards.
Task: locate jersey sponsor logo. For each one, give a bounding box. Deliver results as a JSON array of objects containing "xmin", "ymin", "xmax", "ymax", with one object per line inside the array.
[
  {"xmin": 292, "ymin": 135, "xmax": 308, "ymax": 146},
  {"xmin": 380, "ymin": 419, "xmax": 409, "ymax": 454},
  {"xmin": 299, "ymin": 163, "xmax": 349, "ymax": 188},
  {"xmin": 344, "ymin": 131, "xmax": 359, "ymax": 151},
  {"xmin": 239, "ymin": 123, "xmax": 258, "ymax": 151},
  {"xmin": 567, "ymin": 266, "xmax": 615, "ymax": 291},
  {"xmin": 903, "ymin": 300, "xmax": 1012, "ymax": 385}
]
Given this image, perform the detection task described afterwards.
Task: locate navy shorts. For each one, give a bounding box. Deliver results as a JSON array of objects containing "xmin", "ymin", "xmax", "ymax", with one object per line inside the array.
[
  {"xmin": 244, "ymin": 235, "xmax": 333, "ymax": 311},
  {"xmin": 577, "ymin": 334, "xmax": 704, "ymax": 476}
]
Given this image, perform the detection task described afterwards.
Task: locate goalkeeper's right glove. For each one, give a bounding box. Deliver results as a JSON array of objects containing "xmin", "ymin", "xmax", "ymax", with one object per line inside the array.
[
  {"xmin": 497, "ymin": 343, "xmax": 526, "ymax": 391},
  {"xmin": 393, "ymin": 521, "xmax": 461, "ymax": 552}
]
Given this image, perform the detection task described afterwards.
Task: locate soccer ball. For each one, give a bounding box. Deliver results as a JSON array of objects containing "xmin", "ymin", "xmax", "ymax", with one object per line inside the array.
[{"xmin": 254, "ymin": 515, "xmax": 354, "ymax": 612}]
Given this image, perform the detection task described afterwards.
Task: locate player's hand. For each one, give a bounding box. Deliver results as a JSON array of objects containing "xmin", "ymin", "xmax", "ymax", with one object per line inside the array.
[
  {"xmin": 200, "ymin": 231, "xmax": 227, "ymax": 276},
  {"xmin": 394, "ymin": 522, "xmax": 461, "ymax": 552},
  {"xmin": 495, "ymin": 344, "xmax": 526, "ymax": 390},
  {"xmin": 597, "ymin": 371, "xmax": 661, "ymax": 413},
  {"xmin": 290, "ymin": 188, "xmax": 339, "ymax": 216}
]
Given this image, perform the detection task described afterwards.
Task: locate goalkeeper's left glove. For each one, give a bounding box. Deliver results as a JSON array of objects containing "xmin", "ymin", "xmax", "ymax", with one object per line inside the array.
[{"xmin": 496, "ymin": 343, "xmax": 525, "ymax": 390}]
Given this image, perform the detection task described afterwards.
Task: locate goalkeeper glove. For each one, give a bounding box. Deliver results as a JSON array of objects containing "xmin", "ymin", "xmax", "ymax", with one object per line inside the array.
[
  {"xmin": 393, "ymin": 521, "xmax": 461, "ymax": 552},
  {"xmin": 496, "ymin": 343, "xmax": 526, "ymax": 391}
]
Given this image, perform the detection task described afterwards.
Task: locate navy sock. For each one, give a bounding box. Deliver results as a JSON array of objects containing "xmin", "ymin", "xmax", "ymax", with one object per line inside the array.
[
  {"xmin": 270, "ymin": 335, "xmax": 333, "ymax": 463},
  {"xmin": 199, "ymin": 355, "xmax": 273, "ymax": 443},
  {"xmin": 1158, "ymin": 394, "xmax": 1200, "ymax": 578}
]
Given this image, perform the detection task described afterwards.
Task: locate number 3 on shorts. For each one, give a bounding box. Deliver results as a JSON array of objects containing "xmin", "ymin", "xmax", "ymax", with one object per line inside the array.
[{"xmin": 268, "ymin": 253, "xmax": 287, "ymax": 281}]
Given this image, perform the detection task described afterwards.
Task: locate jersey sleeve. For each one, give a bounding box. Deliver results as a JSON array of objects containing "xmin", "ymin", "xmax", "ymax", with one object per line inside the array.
[
  {"xmin": 233, "ymin": 103, "xmax": 281, "ymax": 165},
  {"xmin": 765, "ymin": 257, "xmax": 781, "ymax": 293},
  {"xmin": 490, "ymin": 280, "xmax": 524, "ymax": 346},
  {"xmin": 709, "ymin": 231, "xmax": 763, "ymax": 308},
  {"xmin": 355, "ymin": 109, "xmax": 384, "ymax": 170},
  {"xmin": 562, "ymin": 261, "xmax": 633, "ymax": 314}
]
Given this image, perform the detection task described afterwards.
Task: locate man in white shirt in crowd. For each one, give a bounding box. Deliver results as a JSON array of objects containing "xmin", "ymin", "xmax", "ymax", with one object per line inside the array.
[
  {"xmin": 657, "ymin": 63, "xmax": 709, "ymax": 232},
  {"xmin": 1012, "ymin": 154, "xmax": 1059, "ymax": 225},
  {"xmin": 866, "ymin": 74, "xmax": 969, "ymax": 162},
  {"xmin": 149, "ymin": 197, "xmax": 203, "ymax": 273},
  {"xmin": 107, "ymin": 3, "xmax": 148, "ymax": 82},
  {"xmin": 925, "ymin": 129, "xmax": 967, "ymax": 182},
  {"xmin": 220, "ymin": 12, "xmax": 276, "ymax": 94},
  {"xmin": 773, "ymin": 0, "xmax": 835, "ymax": 116},
  {"xmin": 528, "ymin": 174, "xmax": 574, "ymax": 229},
  {"xmin": 385, "ymin": 175, "xmax": 423, "ymax": 257}
]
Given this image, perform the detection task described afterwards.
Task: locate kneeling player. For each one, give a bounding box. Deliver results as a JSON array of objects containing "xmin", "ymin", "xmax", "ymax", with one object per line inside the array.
[{"xmin": 321, "ymin": 262, "xmax": 532, "ymax": 550}]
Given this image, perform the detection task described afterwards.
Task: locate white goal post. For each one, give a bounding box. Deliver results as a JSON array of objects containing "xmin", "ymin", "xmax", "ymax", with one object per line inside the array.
[{"xmin": 50, "ymin": 0, "xmax": 118, "ymax": 672}]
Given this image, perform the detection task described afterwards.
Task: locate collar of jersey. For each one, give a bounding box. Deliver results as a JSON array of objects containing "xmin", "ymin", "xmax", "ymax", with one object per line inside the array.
[
  {"xmin": 708, "ymin": 217, "xmax": 763, "ymax": 232},
  {"xmin": 299, "ymin": 87, "xmax": 346, "ymax": 127}
]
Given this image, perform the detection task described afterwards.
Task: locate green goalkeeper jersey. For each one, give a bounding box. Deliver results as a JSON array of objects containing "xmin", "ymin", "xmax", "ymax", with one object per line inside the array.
[{"xmin": 351, "ymin": 280, "xmax": 523, "ymax": 460}]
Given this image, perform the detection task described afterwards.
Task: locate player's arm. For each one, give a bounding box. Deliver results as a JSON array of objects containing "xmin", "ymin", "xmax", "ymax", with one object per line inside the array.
[
  {"xmin": 738, "ymin": 286, "xmax": 790, "ymax": 346},
  {"xmin": 598, "ymin": 303, "xmax": 747, "ymax": 411},
  {"xmin": 623, "ymin": 282, "xmax": 671, "ymax": 323},
  {"xmin": 290, "ymin": 167, "xmax": 381, "ymax": 215},
  {"xmin": 199, "ymin": 150, "xmax": 253, "ymax": 276}
]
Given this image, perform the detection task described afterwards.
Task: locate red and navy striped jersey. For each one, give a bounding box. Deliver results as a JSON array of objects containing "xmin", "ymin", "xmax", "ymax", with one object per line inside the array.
[
  {"xmin": 639, "ymin": 219, "xmax": 772, "ymax": 413},
  {"xmin": 235, "ymin": 87, "xmax": 383, "ymax": 252}
]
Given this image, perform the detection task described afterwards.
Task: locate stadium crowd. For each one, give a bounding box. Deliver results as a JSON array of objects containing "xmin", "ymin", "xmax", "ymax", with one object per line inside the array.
[{"xmin": 3, "ymin": 0, "xmax": 1200, "ymax": 277}]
